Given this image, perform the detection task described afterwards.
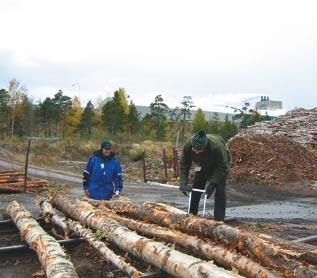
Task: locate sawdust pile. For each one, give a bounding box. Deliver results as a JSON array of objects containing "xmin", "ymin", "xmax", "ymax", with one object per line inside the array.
[
  {"xmin": 228, "ymin": 134, "xmax": 317, "ymax": 185},
  {"xmin": 240, "ymin": 107, "xmax": 317, "ymax": 148}
]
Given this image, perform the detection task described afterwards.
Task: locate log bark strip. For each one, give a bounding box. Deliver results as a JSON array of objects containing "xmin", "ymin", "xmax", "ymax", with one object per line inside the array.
[
  {"xmin": 88, "ymin": 199, "xmax": 317, "ymax": 278},
  {"xmin": 52, "ymin": 195, "xmax": 243, "ymax": 278},
  {"xmin": 40, "ymin": 199, "xmax": 142, "ymax": 278},
  {"xmin": 7, "ymin": 200, "xmax": 78, "ymax": 278},
  {"xmin": 94, "ymin": 204, "xmax": 278, "ymax": 278}
]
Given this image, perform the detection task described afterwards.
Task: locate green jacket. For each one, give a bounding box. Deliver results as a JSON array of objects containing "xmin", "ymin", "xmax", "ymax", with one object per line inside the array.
[{"xmin": 180, "ymin": 134, "xmax": 230, "ymax": 185}]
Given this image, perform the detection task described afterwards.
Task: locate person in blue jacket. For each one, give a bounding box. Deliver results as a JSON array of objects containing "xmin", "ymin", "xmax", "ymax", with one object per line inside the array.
[{"xmin": 83, "ymin": 140, "xmax": 123, "ymax": 200}]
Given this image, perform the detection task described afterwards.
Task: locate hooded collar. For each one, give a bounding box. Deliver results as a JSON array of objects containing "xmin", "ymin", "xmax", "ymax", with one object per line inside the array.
[{"xmin": 94, "ymin": 149, "xmax": 115, "ymax": 160}]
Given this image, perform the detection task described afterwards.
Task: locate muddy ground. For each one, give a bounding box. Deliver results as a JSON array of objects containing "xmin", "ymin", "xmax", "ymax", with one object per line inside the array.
[{"xmin": 0, "ymin": 160, "xmax": 316, "ymax": 277}]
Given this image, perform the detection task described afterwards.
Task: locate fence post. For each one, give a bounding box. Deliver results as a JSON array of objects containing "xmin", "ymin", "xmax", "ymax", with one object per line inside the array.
[
  {"xmin": 163, "ymin": 148, "xmax": 168, "ymax": 183},
  {"xmin": 142, "ymin": 152, "xmax": 147, "ymax": 183},
  {"xmin": 173, "ymin": 147, "xmax": 179, "ymax": 178},
  {"xmin": 24, "ymin": 139, "xmax": 31, "ymax": 193}
]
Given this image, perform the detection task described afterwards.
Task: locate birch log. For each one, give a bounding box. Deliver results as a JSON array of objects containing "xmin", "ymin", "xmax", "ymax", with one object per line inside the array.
[
  {"xmin": 40, "ymin": 199, "xmax": 142, "ymax": 278},
  {"xmin": 52, "ymin": 195, "xmax": 243, "ymax": 278},
  {"xmin": 94, "ymin": 204, "xmax": 278, "ymax": 278},
  {"xmin": 87, "ymin": 199, "xmax": 317, "ymax": 278},
  {"xmin": 7, "ymin": 200, "xmax": 78, "ymax": 278}
]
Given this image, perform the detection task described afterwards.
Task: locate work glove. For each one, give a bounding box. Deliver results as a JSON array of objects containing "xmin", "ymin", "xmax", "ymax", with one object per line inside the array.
[
  {"xmin": 113, "ymin": 191, "xmax": 120, "ymax": 198},
  {"xmin": 84, "ymin": 188, "xmax": 89, "ymax": 197},
  {"xmin": 205, "ymin": 182, "xmax": 216, "ymax": 199},
  {"xmin": 179, "ymin": 183, "xmax": 192, "ymax": 196}
]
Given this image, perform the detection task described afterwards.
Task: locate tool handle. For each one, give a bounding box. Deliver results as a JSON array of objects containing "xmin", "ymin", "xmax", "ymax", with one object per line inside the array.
[{"xmin": 192, "ymin": 188, "xmax": 206, "ymax": 193}]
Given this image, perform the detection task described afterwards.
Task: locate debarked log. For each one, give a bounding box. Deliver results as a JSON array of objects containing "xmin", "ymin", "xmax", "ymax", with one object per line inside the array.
[
  {"xmin": 7, "ymin": 200, "xmax": 78, "ymax": 278},
  {"xmin": 39, "ymin": 199, "xmax": 142, "ymax": 278},
  {"xmin": 52, "ymin": 195, "xmax": 243, "ymax": 278},
  {"xmin": 92, "ymin": 203, "xmax": 278, "ymax": 278},
  {"xmin": 88, "ymin": 199, "xmax": 317, "ymax": 278}
]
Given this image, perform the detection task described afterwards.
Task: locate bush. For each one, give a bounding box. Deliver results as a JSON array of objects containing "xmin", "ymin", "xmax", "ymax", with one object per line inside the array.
[{"xmin": 131, "ymin": 151, "xmax": 145, "ymax": 162}]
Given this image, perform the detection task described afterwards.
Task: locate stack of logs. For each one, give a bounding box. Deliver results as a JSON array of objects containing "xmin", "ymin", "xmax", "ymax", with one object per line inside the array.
[
  {"xmin": 0, "ymin": 170, "xmax": 48, "ymax": 193},
  {"xmin": 6, "ymin": 195, "xmax": 317, "ymax": 278}
]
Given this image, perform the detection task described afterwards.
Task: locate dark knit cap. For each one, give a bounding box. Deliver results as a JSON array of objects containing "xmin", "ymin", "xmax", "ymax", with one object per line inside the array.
[
  {"xmin": 191, "ymin": 129, "xmax": 207, "ymax": 150},
  {"xmin": 101, "ymin": 140, "xmax": 112, "ymax": 149}
]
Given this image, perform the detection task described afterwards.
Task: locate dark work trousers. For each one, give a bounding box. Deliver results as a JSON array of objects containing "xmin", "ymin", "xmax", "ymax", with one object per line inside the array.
[{"xmin": 189, "ymin": 172, "xmax": 227, "ymax": 221}]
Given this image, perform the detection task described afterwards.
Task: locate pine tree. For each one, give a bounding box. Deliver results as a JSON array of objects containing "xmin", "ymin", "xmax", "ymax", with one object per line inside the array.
[
  {"xmin": 127, "ymin": 101, "xmax": 140, "ymax": 134},
  {"xmin": 76, "ymin": 100, "xmax": 95, "ymax": 137},
  {"xmin": 0, "ymin": 89, "xmax": 10, "ymax": 138},
  {"xmin": 101, "ymin": 90, "xmax": 127, "ymax": 134},
  {"xmin": 192, "ymin": 108, "xmax": 208, "ymax": 133},
  {"xmin": 219, "ymin": 114, "xmax": 238, "ymax": 141},
  {"xmin": 149, "ymin": 94, "xmax": 169, "ymax": 140},
  {"xmin": 179, "ymin": 96, "xmax": 195, "ymax": 140},
  {"xmin": 208, "ymin": 112, "xmax": 221, "ymax": 134}
]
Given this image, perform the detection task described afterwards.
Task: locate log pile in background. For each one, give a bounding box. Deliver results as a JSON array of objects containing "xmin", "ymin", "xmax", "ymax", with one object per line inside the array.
[
  {"xmin": 228, "ymin": 107, "xmax": 317, "ymax": 186},
  {"xmin": 228, "ymin": 134, "xmax": 317, "ymax": 185},
  {"xmin": 0, "ymin": 170, "xmax": 48, "ymax": 193},
  {"xmin": 47, "ymin": 194, "xmax": 317, "ymax": 278}
]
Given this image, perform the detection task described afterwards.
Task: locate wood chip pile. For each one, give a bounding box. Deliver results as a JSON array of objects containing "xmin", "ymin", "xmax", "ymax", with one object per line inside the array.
[
  {"xmin": 8, "ymin": 196, "xmax": 317, "ymax": 278},
  {"xmin": 239, "ymin": 107, "xmax": 317, "ymax": 148},
  {"xmin": 228, "ymin": 107, "xmax": 317, "ymax": 185},
  {"xmin": 0, "ymin": 170, "xmax": 48, "ymax": 193},
  {"xmin": 228, "ymin": 134, "xmax": 317, "ymax": 185}
]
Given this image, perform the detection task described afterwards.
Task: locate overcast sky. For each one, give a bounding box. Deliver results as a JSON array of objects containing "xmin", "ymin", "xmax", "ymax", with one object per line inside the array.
[{"xmin": 0, "ymin": 0, "xmax": 316, "ymax": 113}]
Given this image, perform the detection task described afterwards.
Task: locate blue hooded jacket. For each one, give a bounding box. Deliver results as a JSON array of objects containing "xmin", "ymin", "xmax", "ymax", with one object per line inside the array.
[{"xmin": 83, "ymin": 150, "xmax": 123, "ymax": 200}]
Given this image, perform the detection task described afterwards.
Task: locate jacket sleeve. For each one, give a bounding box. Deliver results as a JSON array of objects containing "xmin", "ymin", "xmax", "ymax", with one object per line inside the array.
[
  {"xmin": 83, "ymin": 156, "xmax": 93, "ymax": 190},
  {"xmin": 179, "ymin": 142, "xmax": 192, "ymax": 185},
  {"xmin": 207, "ymin": 142, "xmax": 230, "ymax": 185},
  {"xmin": 113, "ymin": 160, "xmax": 123, "ymax": 192}
]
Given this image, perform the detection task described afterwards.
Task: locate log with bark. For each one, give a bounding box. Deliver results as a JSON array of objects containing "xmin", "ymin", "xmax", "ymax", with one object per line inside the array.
[
  {"xmin": 7, "ymin": 200, "xmax": 78, "ymax": 278},
  {"xmin": 52, "ymin": 194, "xmax": 243, "ymax": 278},
  {"xmin": 92, "ymin": 203, "xmax": 278, "ymax": 278},
  {"xmin": 0, "ymin": 171, "xmax": 24, "ymax": 177},
  {"xmin": 87, "ymin": 198, "xmax": 317, "ymax": 278},
  {"xmin": 0, "ymin": 179, "xmax": 48, "ymax": 193},
  {"xmin": 0, "ymin": 178, "xmax": 24, "ymax": 184},
  {"xmin": 39, "ymin": 199, "xmax": 142, "ymax": 278}
]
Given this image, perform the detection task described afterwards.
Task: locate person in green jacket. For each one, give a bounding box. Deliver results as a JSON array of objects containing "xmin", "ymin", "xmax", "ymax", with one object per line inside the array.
[{"xmin": 179, "ymin": 129, "xmax": 230, "ymax": 221}]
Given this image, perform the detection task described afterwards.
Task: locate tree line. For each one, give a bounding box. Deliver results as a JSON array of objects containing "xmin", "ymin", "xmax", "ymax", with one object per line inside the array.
[{"xmin": 0, "ymin": 79, "xmax": 266, "ymax": 142}]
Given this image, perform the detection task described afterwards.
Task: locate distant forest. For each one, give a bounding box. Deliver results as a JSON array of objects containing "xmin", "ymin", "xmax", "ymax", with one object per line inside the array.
[{"xmin": 1, "ymin": 79, "xmax": 266, "ymax": 142}]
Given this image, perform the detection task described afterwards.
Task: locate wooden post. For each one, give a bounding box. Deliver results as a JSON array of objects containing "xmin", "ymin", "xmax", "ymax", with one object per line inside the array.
[
  {"xmin": 24, "ymin": 139, "xmax": 31, "ymax": 193},
  {"xmin": 142, "ymin": 152, "xmax": 146, "ymax": 183},
  {"xmin": 162, "ymin": 148, "xmax": 168, "ymax": 183},
  {"xmin": 173, "ymin": 147, "xmax": 179, "ymax": 178}
]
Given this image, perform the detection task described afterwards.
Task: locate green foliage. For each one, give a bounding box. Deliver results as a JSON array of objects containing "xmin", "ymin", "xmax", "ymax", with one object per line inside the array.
[
  {"xmin": 37, "ymin": 90, "xmax": 73, "ymax": 137},
  {"xmin": 179, "ymin": 96, "xmax": 194, "ymax": 139},
  {"xmin": 0, "ymin": 89, "xmax": 10, "ymax": 138},
  {"xmin": 149, "ymin": 94, "xmax": 169, "ymax": 140},
  {"xmin": 16, "ymin": 94, "xmax": 34, "ymax": 137},
  {"xmin": 131, "ymin": 151, "xmax": 145, "ymax": 162},
  {"xmin": 192, "ymin": 108, "xmax": 208, "ymax": 132},
  {"xmin": 101, "ymin": 89, "xmax": 128, "ymax": 134},
  {"xmin": 232, "ymin": 104, "xmax": 263, "ymax": 128},
  {"xmin": 207, "ymin": 112, "xmax": 220, "ymax": 134},
  {"xmin": 218, "ymin": 114, "xmax": 238, "ymax": 141},
  {"xmin": 76, "ymin": 100, "xmax": 96, "ymax": 137},
  {"xmin": 127, "ymin": 101, "xmax": 141, "ymax": 134}
]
